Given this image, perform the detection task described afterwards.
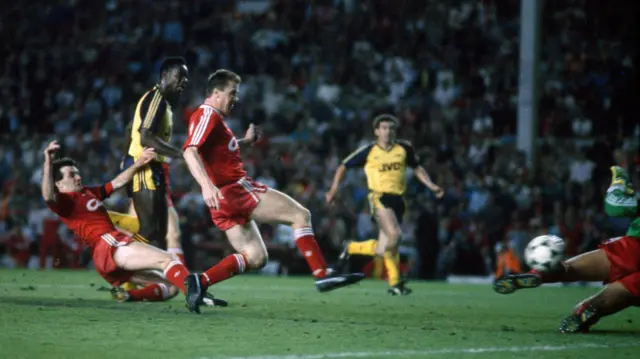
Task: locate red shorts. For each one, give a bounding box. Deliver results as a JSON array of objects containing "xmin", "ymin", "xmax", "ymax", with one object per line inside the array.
[
  {"xmin": 210, "ymin": 177, "xmax": 268, "ymax": 231},
  {"xmin": 600, "ymin": 235, "xmax": 640, "ymax": 296},
  {"xmin": 92, "ymin": 232, "xmax": 135, "ymax": 287},
  {"xmin": 161, "ymin": 163, "xmax": 174, "ymax": 208}
]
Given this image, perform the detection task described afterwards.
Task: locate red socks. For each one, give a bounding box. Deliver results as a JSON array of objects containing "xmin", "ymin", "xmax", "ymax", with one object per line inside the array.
[
  {"xmin": 128, "ymin": 283, "xmax": 170, "ymax": 302},
  {"xmin": 294, "ymin": 227, "xmax": 328, "ymax": 278},
  {"xmin": 201, "ymin": 253, "xmax": 247, "ymax": 286},
  {"xmin": 163, "ymin": 261, "xmax": 189, "ymax": 293}
]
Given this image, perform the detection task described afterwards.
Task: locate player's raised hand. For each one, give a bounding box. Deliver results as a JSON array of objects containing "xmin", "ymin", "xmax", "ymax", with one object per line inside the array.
[
  {"xmin": 44, "ymin": 141, "xmax": 60, "ymax": 160},
  {"xmin": 431, "ymin": 185, "xmax": 445, "ymax": 199},
  {"xmin": 136, "ymin": 147, "xmax": 156, "ymax": 166},
  {"xmin": 325, "ymin": 188, "xmax": 338, "ymax": 204},
  {"xmin": 202, "ymin": 182, "xmax": 224, "ymax": 211},
  {"xmin": 244, "ymin": 123, "xmax": 261, "ymax": 144}
]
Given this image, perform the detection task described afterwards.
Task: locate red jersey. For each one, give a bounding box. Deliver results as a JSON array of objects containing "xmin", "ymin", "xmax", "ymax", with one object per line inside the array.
[
  {"xmin": 183, "ymin": 105, "xmax": 246, "ymax": 186},
  {"xmin": 46, "ymin": 183, "xmax": 118, "ymax": 248}
]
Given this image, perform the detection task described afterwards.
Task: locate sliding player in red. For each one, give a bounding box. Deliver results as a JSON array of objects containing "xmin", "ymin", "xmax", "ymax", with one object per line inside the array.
[
  {"xmin": 494, "ymin": 166, "xmax": 640, "ymax": 333},
  {"xmin": 41, "ymin": 140, "xmax": 209, "ymax": 313},
  {"xmin": 182, "ymin": 69, "xmax": 364, "ymax": 302}
]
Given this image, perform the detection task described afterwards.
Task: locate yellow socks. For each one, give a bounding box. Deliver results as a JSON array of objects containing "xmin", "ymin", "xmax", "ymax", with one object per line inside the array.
[
  {"xmin": 384, "ymin": 252, "xmax": 401, "ymax": 287},
  {"xmin": 122, "ymin": 282, "xmax": 137, "ymax": 291},
  {"xmin": 372, "ymin": 256, "xmax": 385, "ymax": 278},
  {"xmin": 347, "ymin": 239, "xmax": 377, "ymax": 256},
  {"xmin": 108, "ymin": 211, "xmax": 140, "ymax": 233},
  {"xmin": 346, "ymin": 240, "xmax": 401, "ymax": 287}
]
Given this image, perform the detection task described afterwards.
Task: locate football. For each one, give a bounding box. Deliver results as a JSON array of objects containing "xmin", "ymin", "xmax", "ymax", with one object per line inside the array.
[{"xmin": 524, "ymin": 235, "xmax": 565, "ymax": 272}]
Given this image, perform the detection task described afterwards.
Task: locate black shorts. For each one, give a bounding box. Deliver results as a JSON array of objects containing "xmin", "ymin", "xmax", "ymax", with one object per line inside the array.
[
  {"xmin": 131, "ymin": 160, "xmax": 167, "ymax": 193},
  {"xmin": 367, "ymin": 192, "xmax": 406, "ymax": 224}
]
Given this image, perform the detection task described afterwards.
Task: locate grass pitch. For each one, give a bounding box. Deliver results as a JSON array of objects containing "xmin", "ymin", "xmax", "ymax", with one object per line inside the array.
[{"xmin": 0, "ymin": 270, "xmax": 638, "ymax": 359}]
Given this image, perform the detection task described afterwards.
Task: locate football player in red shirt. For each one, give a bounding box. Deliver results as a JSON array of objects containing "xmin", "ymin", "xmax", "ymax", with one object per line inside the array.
[
  {"xmin": 182, "ymin": 69, "xmax": 365, "ymax": 294},
  {"xmin": 41, "ymin": 141, "xmax": 211, "ymax": 313}
]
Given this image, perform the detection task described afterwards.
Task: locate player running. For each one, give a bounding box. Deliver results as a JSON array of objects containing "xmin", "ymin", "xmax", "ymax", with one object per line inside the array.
[
  {"xmin": 125, "ymin": 57, "xmax": 187, "ymax": 253},
  {"xmin": 494, "ymin": 166, "xmax": 640, "ymax": 333},
  {"xmin": 41, "ymin": 141, "xmax": 207, "ymax": 313},
  {"xmin": 325, "ymin": 114, "xmax": 444, "ymax": 295},
  {"xmin": 181, "ymin": 69, "xmax": 365, "ymax": 304}
]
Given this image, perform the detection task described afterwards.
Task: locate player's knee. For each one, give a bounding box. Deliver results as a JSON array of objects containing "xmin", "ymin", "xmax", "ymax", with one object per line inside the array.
[
  {"xmin": 245, "ymin": 248, "xmax": 268, "ymax": 270},
  {"xmin": 386, "ymin": 227, "xmax": 402, "ymax": 246},
  {"xmin": 158, "ymin": 253, "xmax": 176, "ymax": 269},
  {"xmin": 291, "ymin": 207, "xmax": 312, "ymax": 227}
]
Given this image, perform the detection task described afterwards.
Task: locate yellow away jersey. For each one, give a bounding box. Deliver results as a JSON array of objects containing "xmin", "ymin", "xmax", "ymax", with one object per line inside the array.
[
  {"xmin": 128, "ymin": 85, "xmax": 173, "ymax": 163},
  {"xmin": 342, "ymin": 140, "xmax": 419, "ymax": 196}
]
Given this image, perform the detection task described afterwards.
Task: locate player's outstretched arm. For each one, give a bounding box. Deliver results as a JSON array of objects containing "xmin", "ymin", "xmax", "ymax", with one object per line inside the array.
[
  {"xmin": 110, "ymin": 148, "xmax": 156, "ymax": 190},
  {"xmin": 414, "ymin": 166, "xmax": 444, "ymax": 198},
  {"xmin": 183, "ymin": 147, "xmax": 223, "ymax": 210},
  {"xmin": 326, "ymin": 144, "xmax": 372, "ymax": 204},
  {"xmin": 326, "ymin": 164, "xmax": 347, "ymax": 204},
  {"xmin": 41, "ymin": 141, "xmax": 60, "ymax": 205},
  {"xmin": 604, "ymin": 166, "xmax": 637, "ymax": 218}
]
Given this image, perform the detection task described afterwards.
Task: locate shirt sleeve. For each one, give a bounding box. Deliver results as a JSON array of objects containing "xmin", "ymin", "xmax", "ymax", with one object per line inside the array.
[
  {"xmin": 398, "ymin": 140, "xmax": 420, "ymax": 168},
  {"xmin": 46, "ymin": 192, "xmax": 75, "ymax": 217},
  {"xmin": 183, "ymin": 107, "xmax": 219, "ymax": 150},
  {"xmin": 139, "ymin": 89, "xmax": 168, "ymax": 133},
  {"xmin": 85, "ymin": 183, "xmax": 114, "ymax": 200},
  {"xmin": 604, "ymin": 185, "xmax": 638, "ymax": 218},
  {"xmin": 342, "ymin": 144, "xmax": 373, "ymax": 168}
]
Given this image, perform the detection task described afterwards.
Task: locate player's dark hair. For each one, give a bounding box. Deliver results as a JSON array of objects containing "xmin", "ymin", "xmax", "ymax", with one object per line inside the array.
[
  {"xmin": 52, "ymin": 157, "xmax": 78, "ymax": 182},
  {"xmin": 373, "ymin": 114, "xmax": 398, "ymax": 129},
  {"xmin": 206, "ymin": 69, "xmax": 241, "ymax": 96},
  {"xmin": 160, "ymin": 57, "xmax": 187, "ymax": 76}
]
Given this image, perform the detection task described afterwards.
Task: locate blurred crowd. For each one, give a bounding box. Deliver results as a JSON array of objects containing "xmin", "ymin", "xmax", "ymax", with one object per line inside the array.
[{"xmin": 0, "ymin": 0, "xmax": 637, "ymax": 279}]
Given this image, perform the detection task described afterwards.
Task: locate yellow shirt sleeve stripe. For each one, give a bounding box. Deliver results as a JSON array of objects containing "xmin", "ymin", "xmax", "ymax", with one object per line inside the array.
[
  {"xmin": 342, "ymin": 144, "xmax": 372, "ymax": 167},
  {"xmin": 142, "ymin": 90, "xmax": 163, "ymax": 129}
]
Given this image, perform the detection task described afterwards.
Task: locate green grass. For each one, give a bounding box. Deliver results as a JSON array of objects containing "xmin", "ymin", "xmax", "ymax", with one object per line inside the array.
[{"xmin": 0, "ymin": 270, "xmax": 638, "ymax": 359}]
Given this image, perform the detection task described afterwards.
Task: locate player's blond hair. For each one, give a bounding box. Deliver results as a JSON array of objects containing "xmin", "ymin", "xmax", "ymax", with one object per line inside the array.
[{"xmin": 206, "ymin": 69, "xmax": 241, "ymax": 96}]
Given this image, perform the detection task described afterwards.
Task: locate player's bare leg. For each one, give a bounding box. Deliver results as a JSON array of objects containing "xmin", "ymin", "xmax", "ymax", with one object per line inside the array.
[
  {"xmin": 494, "ymin": 249, "xmax": 610, "ymax": 294},
  {"xmin": 112, "ymin": 241, "xmax": 203, "ymax": 313},
  {"xmin": 196, "ymin": 221, "xmax": 261, "ymax": 290},
  {"xmin": 559, "ymin": 278, "xmax": 640, "ymax": 333},
  {"xmin": 166, "ymin": 206, "xmax": 185, "ymax": 263},
  {"xmin": 251, "ymin": 188, "xmax": 365, "ymax": 292},
  {"xmin": 374, "ymin": 208, "xmax": 410, "ymax": 296}
]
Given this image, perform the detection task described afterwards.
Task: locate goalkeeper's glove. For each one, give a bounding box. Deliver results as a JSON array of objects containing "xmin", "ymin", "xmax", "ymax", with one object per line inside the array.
[{"xmin": 610, "ymin": 166, "xmax": 634, "ymax": 195}]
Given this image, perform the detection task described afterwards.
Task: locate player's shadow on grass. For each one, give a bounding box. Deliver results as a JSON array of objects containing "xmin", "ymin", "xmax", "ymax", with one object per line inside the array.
[{"xmin": 3, "ymin": 297, "xmax": 137, "ymax": 312}]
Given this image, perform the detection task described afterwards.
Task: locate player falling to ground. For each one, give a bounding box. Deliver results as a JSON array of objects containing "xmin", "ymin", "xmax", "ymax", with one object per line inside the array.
[
  {"xmin": 494, "ymin": 166, "xmax": 640, "ymax": 333},
  {"xmin": 325, "ymin": 114, "xmax": 444, "ymax": 296},
  {"xmin": 123, "ymin": 57, "xmax": 187, "ymax": 255},
  {"xmin": 40, "ymin": 141, "xmax": 207, "ymax": 313},
  {"xmin": 181, "ymin": 69, "xmax": 365, "ymax": 311}
]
